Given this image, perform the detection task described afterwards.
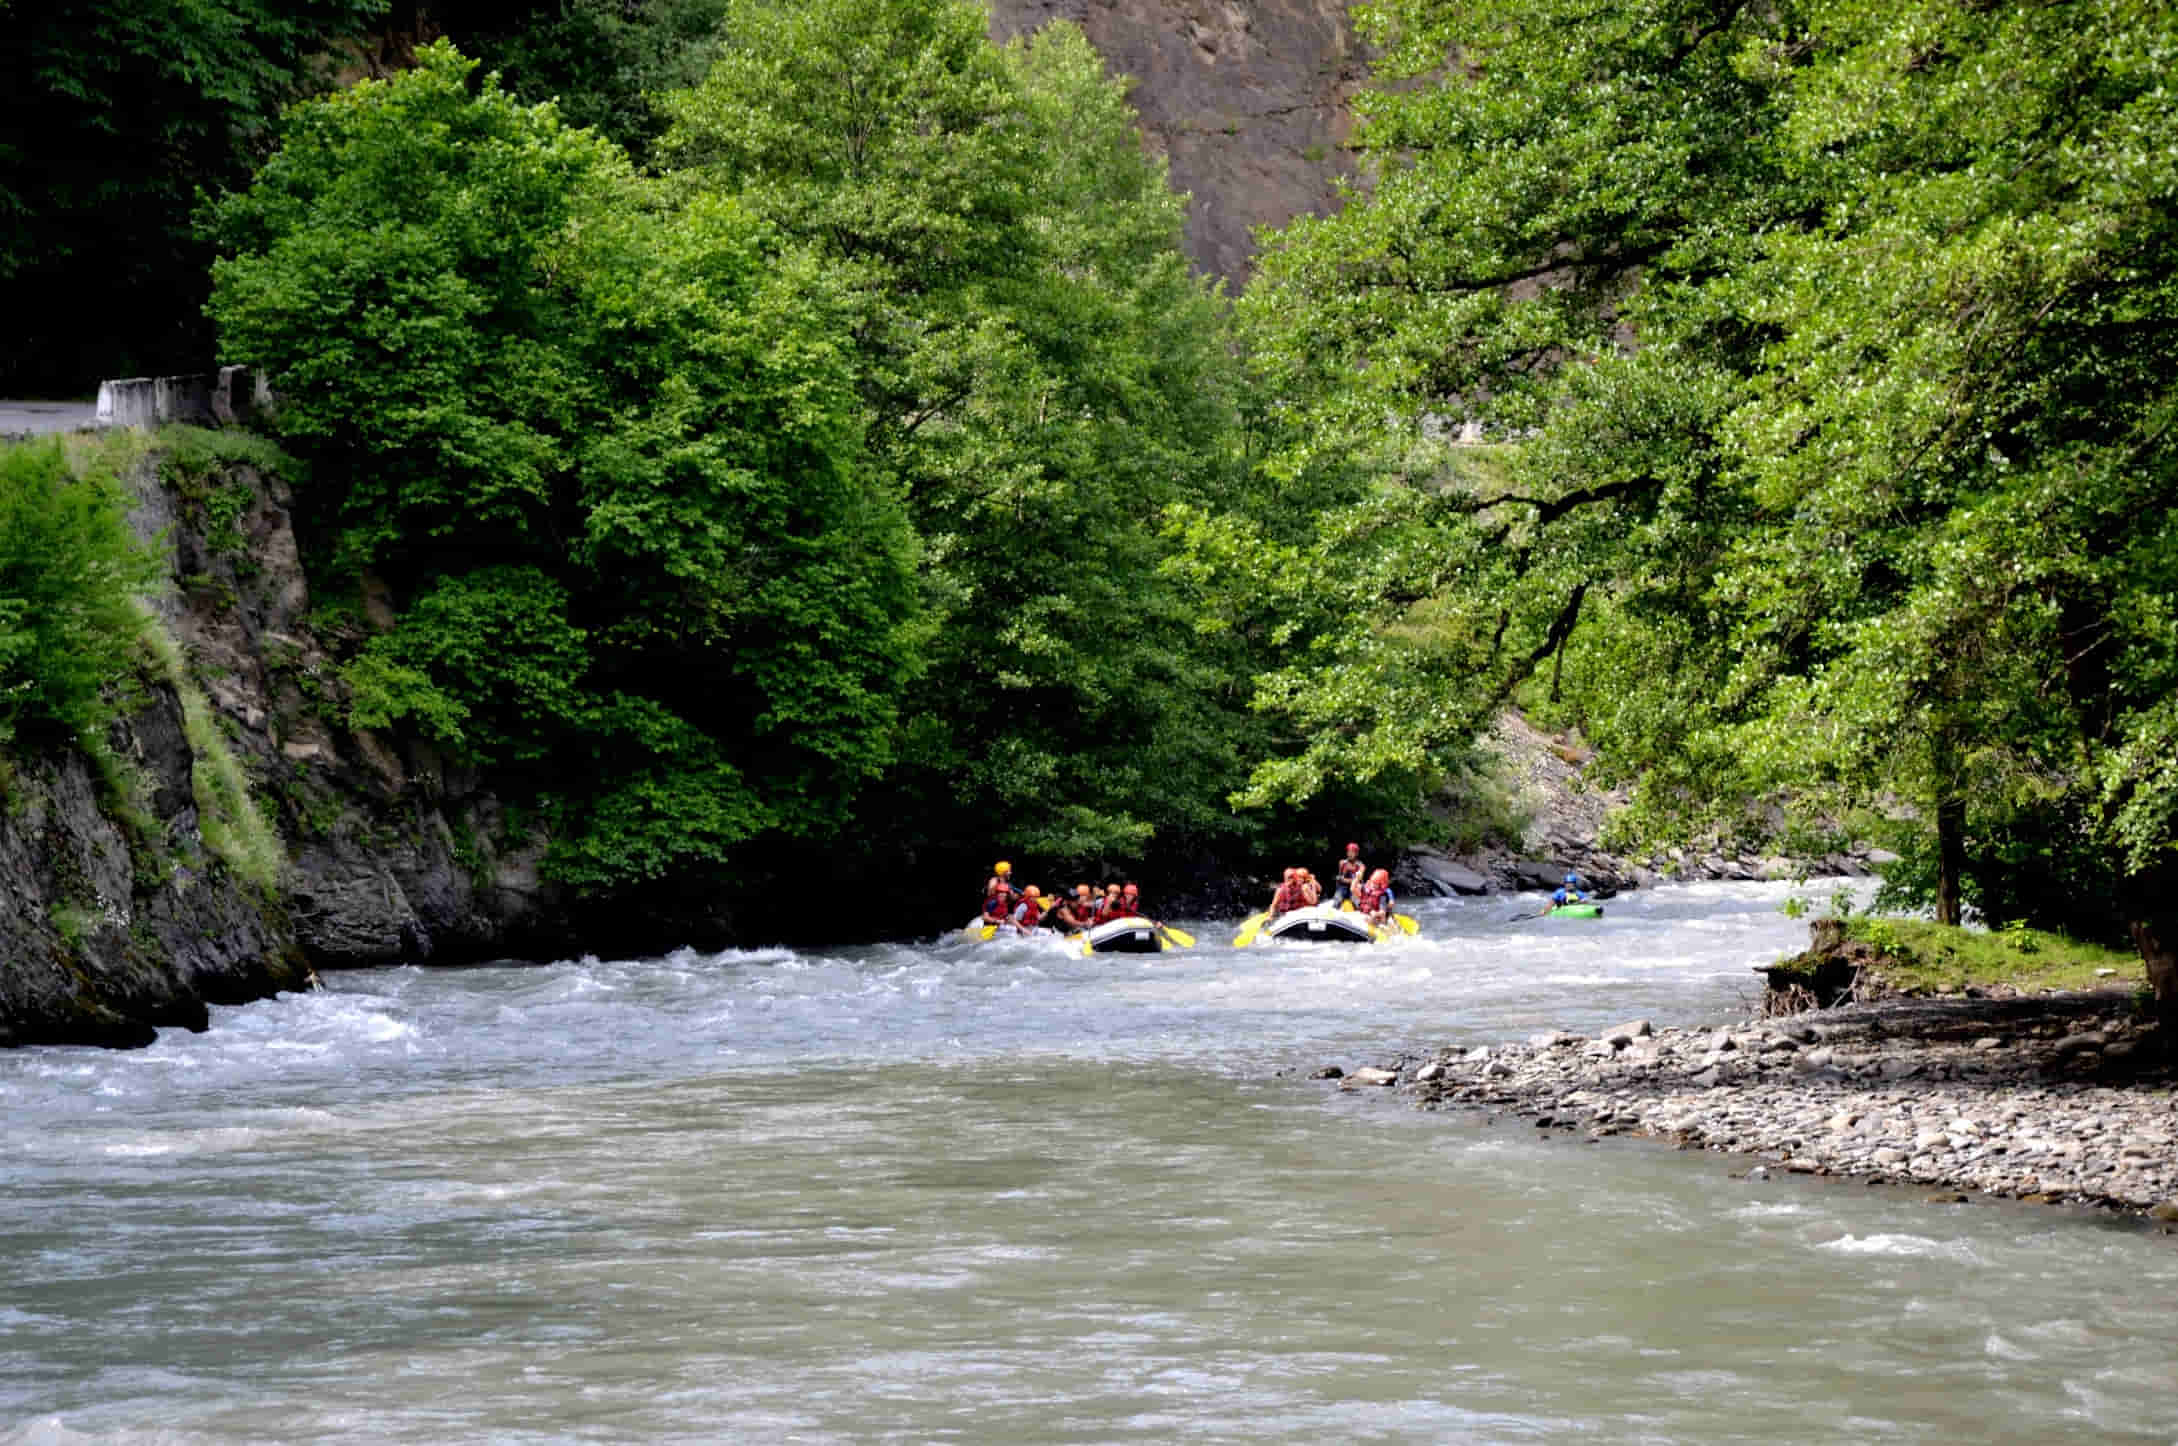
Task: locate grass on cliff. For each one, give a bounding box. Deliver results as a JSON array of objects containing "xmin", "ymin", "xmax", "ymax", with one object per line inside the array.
[
  {"xmin": 1842, "ymin": 916, "xmax": 2140, "ymax": 996},
  {"xmin": 138, "ymin": 610, "xmax": 284, "ymax": 895}
]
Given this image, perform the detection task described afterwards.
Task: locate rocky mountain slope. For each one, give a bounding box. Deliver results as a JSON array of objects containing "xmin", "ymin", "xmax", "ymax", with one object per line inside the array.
[{"xmin": 988, "ymin": 0, "xmax": 1365, "ymax": 282}]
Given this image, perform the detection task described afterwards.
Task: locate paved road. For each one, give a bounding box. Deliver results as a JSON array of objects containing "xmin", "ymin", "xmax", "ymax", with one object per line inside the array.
[{"xmin": 0, "ymin": 400, "xmax": 99, "ymax": 437}]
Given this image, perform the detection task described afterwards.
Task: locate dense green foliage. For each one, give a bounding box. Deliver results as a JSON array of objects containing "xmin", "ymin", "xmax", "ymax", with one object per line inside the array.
[
  {"xmin": 428, "ymin": 0, "xmax": 731, "ymax": 155},
  {"xmin": 657, "ymin": 2, "xmax": 1290, "ymax": 871},
  {"xmin": 201, "ymin": 5, "xmax": 1429, "ymax": 914},
  {"xmin": 1224, "ymin": 0, "xmax": 2178, "ymax": 1002},
  {"xmin": 208, "ymin": 44, "xmax": 919, "ymax": 891},
  {"xmin": 0, "ymin": 0, "xmax": 389, "ymax": 391},
  {"xmin": 0, "ymin": 438, "xmax": 163, "ymax": 749}
]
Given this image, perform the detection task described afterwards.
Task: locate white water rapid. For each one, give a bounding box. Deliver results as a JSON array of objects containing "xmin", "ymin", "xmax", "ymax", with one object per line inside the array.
[{"xmin": 3, "ymin": 881, "xmax": 2174, "ymax": 1442}]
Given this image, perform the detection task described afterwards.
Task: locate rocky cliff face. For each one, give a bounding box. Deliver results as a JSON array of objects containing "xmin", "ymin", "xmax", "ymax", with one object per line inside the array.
[
  {"xmin": 988, "ymin": 0, "xmax": 1365, "ymax": 283},
  {"xmin": 0, "ymin": 685, "xmax": 307, "ymax": 1048},
  {"xmin": 129, "ymin": 447, "xmax": 571, "ymax": 972},
  {"xmin": 0, "ymin": 433, "xmax": 588, "ymax": 1049}
]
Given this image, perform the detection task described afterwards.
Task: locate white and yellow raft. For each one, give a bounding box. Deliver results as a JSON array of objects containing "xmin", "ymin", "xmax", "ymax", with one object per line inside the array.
[
  {"xmin": 1232, "ymin": 901, "xmax": 1418, "ymax": 946},
  {"xmin": 1079, "ymin": 915, "xmax": 1169, "ymax": 955}
]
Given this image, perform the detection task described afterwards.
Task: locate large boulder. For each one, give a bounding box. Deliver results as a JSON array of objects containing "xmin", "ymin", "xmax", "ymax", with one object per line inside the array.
[{"xmin": 1401, "ymin": 847, "xmax": 1492, "ymax": 896}]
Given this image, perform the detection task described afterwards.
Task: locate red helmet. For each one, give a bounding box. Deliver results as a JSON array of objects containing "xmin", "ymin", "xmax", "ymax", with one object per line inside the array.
[
  {"xmin": 1283, "ymin": 867, "xmax": 1299, "ymax": 882},
  {"xmin": 1345, "ymin": 841, "xmax": 1360, "ymax": 852},
  {"xmin": 1369, "ymin": 868, "xmax": 1390, "ymax": 886},
  {"xmin": 1122, "ymin": 882, "xmax": 1139, "ymax": 895}
]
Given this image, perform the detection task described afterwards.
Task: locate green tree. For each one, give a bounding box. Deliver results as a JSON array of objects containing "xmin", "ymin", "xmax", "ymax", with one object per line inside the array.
[
  {"xmin": 429, "ymin": 0, "xmax": 732, "ymax": 157},
  {"xmin": 1231, "ymin": 0, "xmax": 2178, "ymax": 1013},
  {"xmin": 658, "ymin": 3, "xmax": 1283, "ymax": 885},
  {"xmin": 0, "ymin": 0, "xmax": 388, "ymax": 391},
  {"xmin": 208, "ymin": 43, "xmax": 921, "ymax": 892},
  {"xmin": 0, "ymin": 438, "xmax": 163, "ymax": 749}
]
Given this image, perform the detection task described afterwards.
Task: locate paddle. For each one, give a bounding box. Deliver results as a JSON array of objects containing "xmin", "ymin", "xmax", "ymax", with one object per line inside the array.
[
  {"xmin": 1506, "ymin": 910, "xmax": 1543, "ymax": 922},
  {"xmin": 1157, "ymin": 924, "xmax": 1196, "ymax": 949},
  {"xmin": 1231, "ymin": 910, "xmax": 1270, "ymax": 947}
]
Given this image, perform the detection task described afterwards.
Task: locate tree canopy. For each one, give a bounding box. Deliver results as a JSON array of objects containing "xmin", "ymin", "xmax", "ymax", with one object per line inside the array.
[
  {"xmin": 208, "ymin": 43, "xmax": 920, "ymax": 892},
  {"xmin": 1224, "ymin": 0, "xmax": 2178, "ymax": 1010}
]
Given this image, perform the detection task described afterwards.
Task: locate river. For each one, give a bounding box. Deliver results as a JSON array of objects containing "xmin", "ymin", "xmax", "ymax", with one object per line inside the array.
[{"xmin": 3, "ymin": 881, "xmax": 2173, "ymax": 1442}]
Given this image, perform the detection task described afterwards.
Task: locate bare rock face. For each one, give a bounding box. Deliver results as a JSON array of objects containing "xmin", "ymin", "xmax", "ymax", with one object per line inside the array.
[
  {"xmin": 987, "ymin": 0, "xmax": 1366, "ymax": 283},
  {"xmin": 0, "ymin": 686, "xmax": 308, "ymax": 1049}
]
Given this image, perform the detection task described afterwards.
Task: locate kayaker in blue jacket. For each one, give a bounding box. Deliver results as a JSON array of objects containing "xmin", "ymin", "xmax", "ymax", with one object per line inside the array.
[{"xmin": 1546, "ymin": 873, "xmax": 1586, "ymax": 912}]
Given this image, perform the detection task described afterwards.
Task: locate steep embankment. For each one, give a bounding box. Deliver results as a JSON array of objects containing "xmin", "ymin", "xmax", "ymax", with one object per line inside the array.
[
  {"xmin": 127, "ymin": 426, "xmax": 570, "ymax": 972},
  {"xmin": 2, "ymin": 416, "xmax": 580, "ymax": 1048},
  {"xmin": 987, "ymin": 0, "xmax": 1364, "ymax": 282}
]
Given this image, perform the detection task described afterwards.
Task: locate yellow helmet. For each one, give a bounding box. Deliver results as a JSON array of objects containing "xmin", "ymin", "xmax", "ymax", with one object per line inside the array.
[{"xmin": 995, "ymin": 861, "xmax": 1011, "ymax": 875}]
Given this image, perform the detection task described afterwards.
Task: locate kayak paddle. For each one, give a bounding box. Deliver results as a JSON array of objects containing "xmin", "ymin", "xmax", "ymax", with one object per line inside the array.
[
  {"xmin": 1231, "ymin": 910, "xmax": 1269, "ymax": 947},
  {"xmin": 1157, "ymin": 924, "xmax": 1196, "ymax": 948}
]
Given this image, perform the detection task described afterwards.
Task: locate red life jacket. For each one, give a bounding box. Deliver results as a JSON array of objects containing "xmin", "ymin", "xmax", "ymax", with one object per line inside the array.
[
  {"xmin": 982, "ymin": 888, "xmax": 1014, "ymax": 922},
  {"xmin": 1337, "ymin": 858, "xmax": 1363, "ymax": 883},
  {"xmin": 1015, "ymin": 897, "xmax": 1043, "ymax": 930},
  {"xmin": 1272, "ymin": 882, "xmax": 1302, "ymax": 915},
  {"xmin": 1358, "ymin": 881, "xmax": 1389, "ymax": 913},
  {"xmin": 1095, "ymin": 897, "xmax": 1123, "ymax": 923}
]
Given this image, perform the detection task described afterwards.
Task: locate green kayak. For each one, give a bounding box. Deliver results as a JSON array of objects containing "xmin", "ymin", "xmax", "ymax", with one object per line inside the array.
[{"xmin": 1548, "ymin": 902, "xmax": 1605, "ymax": 918}]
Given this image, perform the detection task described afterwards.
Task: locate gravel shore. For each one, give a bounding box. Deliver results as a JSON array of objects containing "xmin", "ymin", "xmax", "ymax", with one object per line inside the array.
[{"xmin": 1333, "ymin": 990, "xmax": 2178, "ymax": 1219}]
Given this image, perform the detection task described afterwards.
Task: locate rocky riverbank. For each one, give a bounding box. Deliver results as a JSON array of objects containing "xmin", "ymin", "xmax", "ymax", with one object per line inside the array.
[
  {"xmin": 1390, "ymin": 711, "xmax": 1886, "ymax": 901},
  {"xmin": 1326, "ymin": 991, "xmax": 2178, "ymax": 1220}
]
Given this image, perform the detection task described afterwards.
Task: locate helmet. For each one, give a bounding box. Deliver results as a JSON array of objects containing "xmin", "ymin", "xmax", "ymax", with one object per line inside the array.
[
  {"xmin": 1283, "ymin": 867, "xmax": 1299, "ymax": 882},
  {"xmin": 1370, "ymin": 868, "xmax": 1390, "ymax": 886},
  {"xmin": 1122, "ymin": 882, "xmax": 1139, "ymax": 895},
  {"xmin": 1024, "ymin": 885, "xmax": 1040, "ymax": 899},
  {"xmin": 995, "ymin": 861, "xmax": 1011, "ymax": 875},
  {"xmin": 1564, "ymin": 873, "xmax": 1579, "ymax": 884},
  {"xmin": 1345, "ymin": 841, "xmax": 1360, "ymax": 852}
]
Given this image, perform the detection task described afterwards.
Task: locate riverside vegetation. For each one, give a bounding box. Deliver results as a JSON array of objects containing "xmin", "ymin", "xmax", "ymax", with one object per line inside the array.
[{"xmin": 4, "ymin": 0, "xmax": 2177, "ymax": 1040}]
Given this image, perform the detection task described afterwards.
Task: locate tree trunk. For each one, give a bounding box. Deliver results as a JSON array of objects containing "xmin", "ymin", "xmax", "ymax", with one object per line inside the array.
[
  {"xmin": 2129, "ymin": 860, "xmax": 2178, "ymax": 1028},
  {"xmin": 1930, "ymin": 724, "xmax": 1965, "ymax": 926},
  {"xmin": 1934, "ymin": 791, "xmax": 1965, "ymax": 927}
]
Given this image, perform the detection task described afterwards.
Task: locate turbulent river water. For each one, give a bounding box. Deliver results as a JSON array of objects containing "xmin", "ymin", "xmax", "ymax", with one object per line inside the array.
[{"xmin": 4, "ymin": 881, "xmax": 2175, "ymax": 1443}]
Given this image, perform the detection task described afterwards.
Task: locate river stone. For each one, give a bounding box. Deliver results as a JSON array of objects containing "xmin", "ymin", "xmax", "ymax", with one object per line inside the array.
[
  {"xmin": 1605, "ymin": 1019, "xmax": 1653, "ymax": 1046},
  {"xmin": 1405, "ymin": 848, "xmax": 1493, "ymax": 896},
  {"xmin": 1344, "ymin": 1066, "xmax": 1399, "ymax": 1087},
  {"xmin": 2054, "ymin": 1031, "xmax": 2106, "ymax": 1057},
  {"xmin": 2148, "ymin": 1202, "xmax": 2178, "ymax": 1222},
  {"xmin": 1310, "ymin": 1065, "xmax": 1344, "ymax": 1080}
]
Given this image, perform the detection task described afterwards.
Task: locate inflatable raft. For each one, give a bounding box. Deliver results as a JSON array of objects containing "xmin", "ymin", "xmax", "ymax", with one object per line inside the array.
[
  {"xmin": 1256, "ymin": 903, "xmax": 1379, "ymax": 943},
  {"xmin": 1080, "ymin": 915, "xmax": 1168, "ymax": 954}
]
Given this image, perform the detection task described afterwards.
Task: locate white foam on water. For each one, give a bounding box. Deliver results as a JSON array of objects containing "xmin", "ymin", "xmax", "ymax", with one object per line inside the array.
[{"xmin": 1818, "ymin": 1232, "xmax": 1986, "ymax": 1265}]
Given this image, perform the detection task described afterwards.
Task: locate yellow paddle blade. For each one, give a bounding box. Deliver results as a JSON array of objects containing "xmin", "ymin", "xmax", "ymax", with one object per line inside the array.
[
  {"xmin": 979, "ymin": 924, "xmax": 997, "ymax": 941},
  {"xmin": 1395, "ymin": 913, "xmax": 1419, "ymax": 935},
  {"xmin": 1231, "ymin": 911, "xmax": 1268, "ymax": 947},
  {"xmin": 1158, "ymin": 925, "xmax": 1196, "ymax": 948}
]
